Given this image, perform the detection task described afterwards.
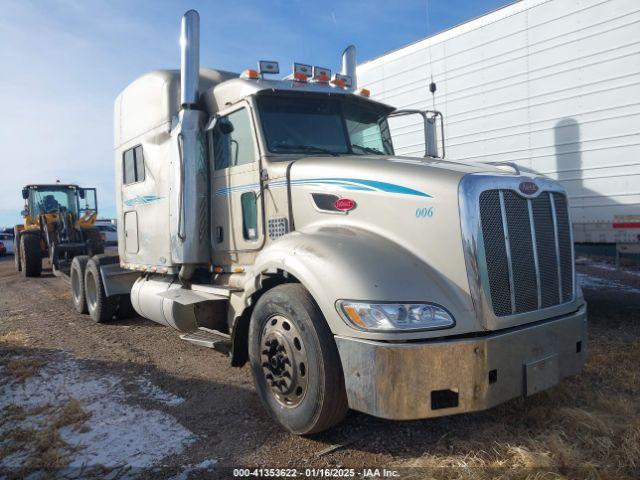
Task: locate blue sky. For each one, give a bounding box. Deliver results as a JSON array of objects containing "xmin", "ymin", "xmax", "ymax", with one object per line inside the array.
[{"xmin": 0, "ymin": 0, "xmax": 511, "ymax": 228}]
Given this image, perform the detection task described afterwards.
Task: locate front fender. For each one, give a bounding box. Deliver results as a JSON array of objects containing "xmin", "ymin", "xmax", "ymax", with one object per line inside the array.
[{"xmin": 246, "ymin": 225, "xmax": 477, "ymax": 341}]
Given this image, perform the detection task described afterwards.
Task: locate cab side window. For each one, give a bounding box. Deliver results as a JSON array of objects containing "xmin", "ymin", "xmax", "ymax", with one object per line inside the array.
[
  {"xmin": 123, "ymin": 145, "xmax": 145, "ymax": 184},
  {"xmin": 212, "ymin": 108, "xmax": 256, "ymax": 170}
]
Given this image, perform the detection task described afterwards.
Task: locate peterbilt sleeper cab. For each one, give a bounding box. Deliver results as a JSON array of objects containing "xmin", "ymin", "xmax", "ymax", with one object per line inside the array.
[{"xmin": 71, "ymin": 10, "xmax": 587, "ymax": 434}]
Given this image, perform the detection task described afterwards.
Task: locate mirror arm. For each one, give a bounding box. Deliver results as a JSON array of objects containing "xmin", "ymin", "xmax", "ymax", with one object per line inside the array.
[{"xmin": 387, "ymin": 109, "xmax": 445, "ymax": 159}]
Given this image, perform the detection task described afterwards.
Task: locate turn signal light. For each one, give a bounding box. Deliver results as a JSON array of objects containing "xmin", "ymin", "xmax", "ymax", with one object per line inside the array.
[
  {"xmin": 313, "ymin": 66, "xmax": 331, "ymax": 83},
  {"xmin": 242, "ymin": 69, "xmax": 260, "ymax": 79},
  {"xmin": 293, "ymin": 63, "xmax": 312, "ymax": 82}
]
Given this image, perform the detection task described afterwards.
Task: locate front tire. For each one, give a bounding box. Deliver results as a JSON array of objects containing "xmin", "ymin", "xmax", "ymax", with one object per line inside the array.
[
  {"xmin": 20, "ymin": 234, "xmax": 42, "ymax": 278},
  {"xmin": 248, "ymin": 283, "xmax": 348, "ymax": 435},
  {"xmin": 70, "ymin": 255, "xmax": 90, "ymax": 314},
  {"xmin": 84, "ymin": 258, "xmax": 117, "ymax": 323}
]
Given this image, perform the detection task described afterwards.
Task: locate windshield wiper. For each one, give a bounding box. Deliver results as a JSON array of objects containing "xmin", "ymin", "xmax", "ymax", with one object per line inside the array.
[
  {"xmin": 351, "ymin": 144, "xmax": 385, "ymax": 155},
  {"xmin": 272, "ymin": 144, "xmax": 341, "ymax": 156}
]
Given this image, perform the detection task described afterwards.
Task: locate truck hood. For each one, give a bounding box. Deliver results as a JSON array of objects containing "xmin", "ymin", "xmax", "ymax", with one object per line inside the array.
[
  {"xmin": 283, "ymin": 154, "xmax": 496, "ymax": 338},
  {"xmin": 286, "ymin": 154, "xmax": 505, "ymax": 208}
]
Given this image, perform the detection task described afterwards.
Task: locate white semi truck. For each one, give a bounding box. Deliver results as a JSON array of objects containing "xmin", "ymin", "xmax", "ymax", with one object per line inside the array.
[{"xmin": 68, "ymin": 10, "xmax": 587, "ymax": 434}]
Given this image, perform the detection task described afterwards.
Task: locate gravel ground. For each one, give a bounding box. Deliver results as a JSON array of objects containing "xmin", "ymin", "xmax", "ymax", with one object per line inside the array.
[{"xmin": 1, "ymin": 255, "xmax": 639, "ymax": 479}]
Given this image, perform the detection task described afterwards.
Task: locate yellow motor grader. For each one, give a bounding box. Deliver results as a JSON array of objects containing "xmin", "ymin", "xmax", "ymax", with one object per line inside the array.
[{"xmin": 14, "ymin": 184, "xmax": 104, "ymax": 277}]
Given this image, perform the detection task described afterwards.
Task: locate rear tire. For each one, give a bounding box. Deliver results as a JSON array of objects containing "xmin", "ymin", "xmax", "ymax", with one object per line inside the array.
[
  {"xmin": 20, "ymin": 234, "xmax": 42, "ymax": 278},
  {"xmin": 248, "ymin": 283, "xmax": 348, "ymax": 435},
  {"xmin": 70, "ymin": 255, "xmax": 90, "ymax": 314},
  {"xmin": 84, "ymin": 258, "xmax": 117, "ymax": 323}
]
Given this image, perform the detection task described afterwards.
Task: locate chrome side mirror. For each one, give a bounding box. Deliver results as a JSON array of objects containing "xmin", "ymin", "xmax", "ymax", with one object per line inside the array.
[{"xmin": 388, "ymin": 109, "xmax": 445, "ymax": 159}]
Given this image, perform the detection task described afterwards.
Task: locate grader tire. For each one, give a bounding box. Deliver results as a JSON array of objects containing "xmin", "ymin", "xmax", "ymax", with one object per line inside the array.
[
  {"xmin": 83, "ymin": 227, "xmax": 104, "ymax": 256},
  {"xmin": 20, "ymin": 234, "xmax": 42, "ymax": 278}
]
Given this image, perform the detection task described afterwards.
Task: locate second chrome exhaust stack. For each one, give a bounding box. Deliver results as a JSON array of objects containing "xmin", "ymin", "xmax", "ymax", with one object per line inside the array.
[
  {"xmin": 180, "ymin": 10, "xmax": 200, "ymax": 108},
  {"xmin": 341, "ymin": 45, "xmax": 357, "ymax": 91}
]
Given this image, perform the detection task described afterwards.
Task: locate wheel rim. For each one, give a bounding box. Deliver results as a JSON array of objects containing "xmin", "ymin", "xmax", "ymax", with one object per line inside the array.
[
  {"xmin": 85, "ymin": 271, "xmax": 97, "ymax": 312},
  {"xmin": 260, "ymin": 314, "xmax": 309, "ymax": 407}
]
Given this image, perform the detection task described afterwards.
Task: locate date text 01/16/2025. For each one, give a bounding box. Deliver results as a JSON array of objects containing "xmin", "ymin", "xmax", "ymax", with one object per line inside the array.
[{"xmin": 232, "ymin": 467, "xmax": 401, "ymax": 477}]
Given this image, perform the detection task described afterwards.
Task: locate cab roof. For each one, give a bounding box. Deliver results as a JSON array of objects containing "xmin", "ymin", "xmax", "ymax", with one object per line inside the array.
[
  {"xmin": 24, "ymin": 184, "xmax": 81, "ymax": 189},
  {"xmin": 202, "ymin": 77, "xmax": 395, "ymax": 114}
]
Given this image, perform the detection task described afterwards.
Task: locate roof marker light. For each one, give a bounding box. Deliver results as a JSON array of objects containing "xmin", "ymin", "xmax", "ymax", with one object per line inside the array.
[
  {"xmin": 241, "ymin": 69, "xmax": 260, "ymax": 79},
  {"xmin": 331, "ymin": 73, "xmax": 352, "ymax": 88},
  {"xmin": 293, "ymin": 62, "xmax": 312, "ymax": 82},
  {"xmin": 358, "ymin": 88, "xmax": 371, "ymax": 97},
  {"xmin": 258, "ymin": 60, "xmax": 279, "ymax": 76},
  {"xmin": 313, "ymin": 66, "xmax": 331, "ymax": 83}
]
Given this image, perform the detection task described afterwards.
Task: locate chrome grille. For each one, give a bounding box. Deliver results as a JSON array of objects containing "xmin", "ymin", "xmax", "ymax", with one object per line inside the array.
[{"xmin": 479, "ymin": 189, "xmax": 574, "ymax": 317}]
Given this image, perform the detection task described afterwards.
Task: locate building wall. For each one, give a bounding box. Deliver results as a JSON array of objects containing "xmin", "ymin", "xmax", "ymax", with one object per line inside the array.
[{"xmin": 358, "ymin": 0, "xmax": 640, "ymax": 243}]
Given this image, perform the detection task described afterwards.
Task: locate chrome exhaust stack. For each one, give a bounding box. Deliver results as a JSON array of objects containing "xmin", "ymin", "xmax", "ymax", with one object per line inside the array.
[
  {"xmin": 169, "ymin": 10, "xmax": 209, "ymax": 282},
  {"xmin": 341, "ymin": 45, "xmax": 357, "ymax": 91},
  {"xmin": 180, "ymin": 9, "xmax": 200, "ymax": 108}
]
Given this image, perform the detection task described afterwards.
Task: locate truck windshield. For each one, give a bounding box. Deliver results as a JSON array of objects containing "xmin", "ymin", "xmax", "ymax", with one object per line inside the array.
[
  {"xmin": 28, "ymin": 187, "xmax": 79, "ymax": 217},
  {"xmin": 257, "ymin": 95, "xmax": 394, "ymax": 156}
]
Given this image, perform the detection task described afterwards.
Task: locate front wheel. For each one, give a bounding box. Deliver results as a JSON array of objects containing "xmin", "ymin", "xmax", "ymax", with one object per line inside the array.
[
  {"xmin": 248, "ymin": 283, "xmax": 348, "ymax": 435},
  {"xmin": 20, "ymin": 234, "xmax": 42, "ymax": 278}
]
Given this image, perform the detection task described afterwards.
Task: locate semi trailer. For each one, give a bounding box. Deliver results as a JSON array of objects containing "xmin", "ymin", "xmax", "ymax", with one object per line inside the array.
[{"xmin": 68, "ymin": 10, "xmax": 587, "ymax": 434}]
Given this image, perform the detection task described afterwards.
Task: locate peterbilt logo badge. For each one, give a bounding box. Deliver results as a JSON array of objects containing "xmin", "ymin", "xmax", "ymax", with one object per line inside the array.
[
  {"xmin": 519, "ymin": 181, "xmax": 539, "ymax": 195},
  {"xmin": 334, "ymin": 198, "xmax": 356, "ymax": 212}
]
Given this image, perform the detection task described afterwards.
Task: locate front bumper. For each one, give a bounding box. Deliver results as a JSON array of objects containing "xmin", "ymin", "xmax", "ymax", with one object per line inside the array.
[{"xmin": 335, "ymin": 305, "xmax": 587, "ymax": 420}]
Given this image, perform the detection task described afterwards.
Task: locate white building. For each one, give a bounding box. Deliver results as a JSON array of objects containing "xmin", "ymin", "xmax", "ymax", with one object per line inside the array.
[{"xmin": 358, "ymin": 0, "xmax": 640, "ymax": 246}]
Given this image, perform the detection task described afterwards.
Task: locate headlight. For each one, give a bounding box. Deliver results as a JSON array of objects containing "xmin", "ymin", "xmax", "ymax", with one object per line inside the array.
[{"xmin": 337, "ymin": 301, "xmax": 455, "ymax": 332}]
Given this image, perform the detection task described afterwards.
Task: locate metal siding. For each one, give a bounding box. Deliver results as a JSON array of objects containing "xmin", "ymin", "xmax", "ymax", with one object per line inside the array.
[{"xmin": 358, "ymin": 0, "xmax": 640, "ymax": 243}]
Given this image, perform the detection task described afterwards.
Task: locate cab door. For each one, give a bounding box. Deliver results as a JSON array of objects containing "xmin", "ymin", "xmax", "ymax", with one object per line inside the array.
[{"xmin": 208, "ymin": 104, "xmax": 263, "ymax": 264}]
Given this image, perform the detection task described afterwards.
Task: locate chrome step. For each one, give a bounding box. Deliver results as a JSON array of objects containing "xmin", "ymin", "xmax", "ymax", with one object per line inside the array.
[{"xmin": 179, "ymin": 327, "xmax": 230, "ymax": 354}]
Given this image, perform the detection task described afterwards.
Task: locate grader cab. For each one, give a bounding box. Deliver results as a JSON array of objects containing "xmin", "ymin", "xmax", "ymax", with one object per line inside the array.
[{"xmin": 14, "ymin": 184, "xmax": 104, "ymax": 277}]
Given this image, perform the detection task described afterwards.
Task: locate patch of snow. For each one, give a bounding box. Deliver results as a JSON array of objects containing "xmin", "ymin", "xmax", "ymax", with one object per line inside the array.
[
  {"xmin": 169, "ymin": 459, "xmax": 218, "ymax": 480},
  {"xmin": 577, "ymin": 273, "xmax": 640, "ymax": 294},
  {"xmin": 589, "ymin": 262, "xmax": 640, "ymax": 278},
  {"xmin": 134, "ymin": 379, "xmax": 184, "ymax": 407},
  {"xmin": 0, "ymin": 353, "xmax": 197, "ymax": 472}
]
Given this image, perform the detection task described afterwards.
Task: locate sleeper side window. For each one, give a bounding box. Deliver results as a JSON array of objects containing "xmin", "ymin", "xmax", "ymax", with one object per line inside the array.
[
  {"xmin": 123, "ymin": 146, "xmax": 146, "ymax": 185},
  {"xmin": 212, "ymin": 108, "xmax": 256, "ymax": 170}
]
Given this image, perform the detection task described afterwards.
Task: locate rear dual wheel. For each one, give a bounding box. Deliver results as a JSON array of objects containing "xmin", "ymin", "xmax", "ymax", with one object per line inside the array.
[
  {"xmin": 78, "ymin": 256, "xmax": 133, "ymax": 322},
  {"xmin": 70, "ymin": 255, "xmax": 90, "ymax": 313},
  {"xmin": 248, "ymin": 284, "xmax": 348, "ymax": 435},
  {"xmin": 84, "ymin": 259, "xmax": 117, "ymax": 323}
]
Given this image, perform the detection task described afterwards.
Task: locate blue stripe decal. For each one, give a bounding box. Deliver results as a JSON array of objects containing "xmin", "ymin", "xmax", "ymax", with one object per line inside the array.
[
  {"xmin": 214, "ymin": 178, "xmax": 432, "ymax": 198},
  {"xmin": 124, "ymin": 195, "xmax": 164, "ymax": 206}
]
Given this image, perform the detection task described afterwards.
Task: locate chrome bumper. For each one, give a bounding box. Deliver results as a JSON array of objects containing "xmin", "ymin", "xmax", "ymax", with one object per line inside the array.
[{"xmin": 335, "ymin": 305, "xmax": 587, "ymax": 420}]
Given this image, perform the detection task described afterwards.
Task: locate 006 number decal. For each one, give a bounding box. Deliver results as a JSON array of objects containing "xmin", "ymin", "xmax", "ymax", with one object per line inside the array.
[{"xmin": 415, "ymin": 207, "xmax": 434, "ymax": 218}]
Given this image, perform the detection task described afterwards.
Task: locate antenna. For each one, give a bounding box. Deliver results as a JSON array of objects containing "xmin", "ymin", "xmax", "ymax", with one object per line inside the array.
[{"xmin": 426, "ymin": 0, "xmax": 436, "ymax": 109}]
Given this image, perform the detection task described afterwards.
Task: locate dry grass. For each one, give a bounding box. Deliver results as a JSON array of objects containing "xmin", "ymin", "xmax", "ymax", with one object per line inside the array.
[
  {"xmin": 5, "ymin": 358, "xmax": 46, "ymax": 382},
  {"xmin": 399, "ymin": 326, "xmax": 640, "ymax": 479},
  {"xmin": 0, "ymin": 397, "xmax": 91, "ymax": 473},
  {"xmin": 0, "ymin": 331, "xmax": 28, "ymax": 347}
]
